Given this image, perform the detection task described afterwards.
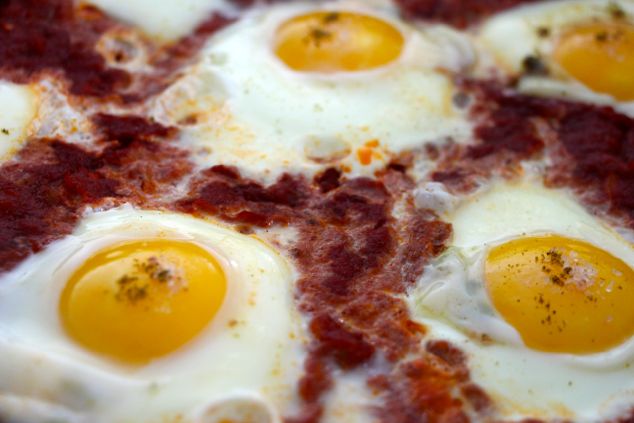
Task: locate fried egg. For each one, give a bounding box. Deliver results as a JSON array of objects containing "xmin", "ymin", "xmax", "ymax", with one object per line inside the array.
[
  {"xmin": 0, "ymin": 206, "xmax": 304, "ymax": 423},
  {"xmin": 0, "ymin": 81, "xmax": 38, "ymax": 162},
  {"xmin": 154, "ymin": 0, "xmax": 474, "ymax": 182},
  {"xmin": 409, "ymin": 177, "xmax": 634, "ymax": 421},
  {"xmin": 477, "ymin": 0, "xmax": 634, "ymax": 116}
]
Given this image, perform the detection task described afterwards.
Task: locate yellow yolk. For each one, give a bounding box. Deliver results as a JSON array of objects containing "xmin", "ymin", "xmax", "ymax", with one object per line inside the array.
[
  {"xmin": 273, "ymin": 11, "xmax": 404, "ymax": 72},
  {"xmin": 485, "ymin": 235, "xmax": 634, "ymax": 354},
  {"xmin": 59, "ymin": 240, "xmax": 226, "ymax": 363},
  {"xmin": 553, "ymin": 22, "xmax": 634, "ymax": 101}
]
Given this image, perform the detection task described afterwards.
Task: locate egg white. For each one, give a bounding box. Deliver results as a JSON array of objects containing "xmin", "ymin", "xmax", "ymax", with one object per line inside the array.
[
  {"xmin": 0, "ymin": 81, "xmax": 39, "ymax": 162},
  {"xmin": 407, "ymin": 312, "xmax": 634, "ymax": 422},
  {"xmin": 0, "ymin": 206, "xmax": 305, "ymax": 423},
  {"xmin": 81, "ymin": 0, "xmax": 238, "ymax": 41},
  {"xmin": 408, "ymin": 178, "xmax": 634, "ymax": 421},
  {"xmin": 152, "ymin": 0, "xmax": 474, "ymax": 183},
  {"xmin": 476, "ymin": 0, "xmax": 634, "ymax": 116},
  {"xmin": 320, "ymin": 369, "xmax": 377, "ymax": 423}
]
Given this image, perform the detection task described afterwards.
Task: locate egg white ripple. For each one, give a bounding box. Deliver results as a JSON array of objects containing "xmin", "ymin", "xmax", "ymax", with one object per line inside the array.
[
  {"xmin": 476, "ymin": 0, "xmax": 634, "ymax": 117},
  {"xmin": 408, "ymin": 178, "xmax": 634, "ymax": 421},
  {"xmin": 0, "ymin": 206, "xmax": 305, "ymax": 423},
  {"xmin": 153, "ymin": 0, "xmax": 474, "ymax": 183}
]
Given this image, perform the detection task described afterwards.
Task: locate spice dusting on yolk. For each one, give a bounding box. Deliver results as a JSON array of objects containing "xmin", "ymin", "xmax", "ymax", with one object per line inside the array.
[
  {"xmin": 485, "ymin": 235, "xmax": 634, "ymax": 354},
  {"xmin": 553, "ymin": 22, "xmax": 634, "ymax": 101},
  {"xmin": 274, "ymin": 11, "xmax": 404, "ymax": 72},
  {"xmin": 59, "ymin": 240, "xmax": 226, "ymax": 363}
]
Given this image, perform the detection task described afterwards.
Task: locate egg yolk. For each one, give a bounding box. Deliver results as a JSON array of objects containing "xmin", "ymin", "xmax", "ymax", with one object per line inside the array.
[
  {"xmin": 59, "ymin": 240, "xmax": 226, "ymax": 363},
  {"xmin": 273, "ymin": 11, "xmax": 404, "ymax": 72},
  {"xmin": 485, "ymin": 235, "xmax": 634, "ymax": 354},
  {"xmin": 553, "ymin": 22, "xmax": 634, "ymax": 101}
]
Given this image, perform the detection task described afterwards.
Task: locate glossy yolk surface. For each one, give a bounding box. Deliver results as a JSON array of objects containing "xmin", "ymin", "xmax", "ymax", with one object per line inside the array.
[
  {"xmin": 485, "ymin": 235, "xmax": 634, "ymax": 354},
  {"xmin": 59, "ymin": 240, "xmax": 226, "ymax": 363},
  {"xmin": 274, "ymin": 11, "xmax": 404, "ymax": 72},
  {"xmin": 553, "ymin": 22, "xmax": 634, "ymax": 101}
]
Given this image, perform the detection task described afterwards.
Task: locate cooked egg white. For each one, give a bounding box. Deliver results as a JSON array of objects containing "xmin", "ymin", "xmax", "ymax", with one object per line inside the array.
[
  {"xmin": 477, "ymin": 0, "xmax": 634, "ymax": 116},
  {"xmin": 0, "ymin": 206, "xmax": 305, "ymax": 423},
  {"xmin": 0, "ymin": 81, "xmax": 38, "ymax": 162},
  {"xmin": 320, "ymin": 370, "xmax": 377, "ymax": 423},
  {"xmin": 153, "ymin": 0, "xmax": 474, "ymax": 183},
  {"xmin": 409, "ymin": 178, "xmax": 634, "ymax": 421},
  {"xmin": 81, "ymin": 0, "xmax": 237, "ymax": 41}
]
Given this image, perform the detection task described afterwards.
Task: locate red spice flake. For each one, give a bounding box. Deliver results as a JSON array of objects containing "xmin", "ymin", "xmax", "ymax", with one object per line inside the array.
[
  {"xmin": 393, "ymin": 0, "xmax": 540, "ymax": 28},
  {"xmin": 357, "ymin": 148, "xmax": 374, "ymax": 166}
]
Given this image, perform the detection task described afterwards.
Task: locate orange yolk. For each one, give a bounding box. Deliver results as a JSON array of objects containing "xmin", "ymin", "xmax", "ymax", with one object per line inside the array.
[
  {"xmin": 554, "ymin": 22, "xmax": 634, "ymax": 101},
  {"xmin": 59, "ymin": 240, "xmax": 226, "ymax": 364},
  {"xmin": 274, "ymin": 11, "xmax": 404, "ymax": 72},
  {"xmin": 485, "ymin": 235, "xmax": 634, "ymax": 354}
]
